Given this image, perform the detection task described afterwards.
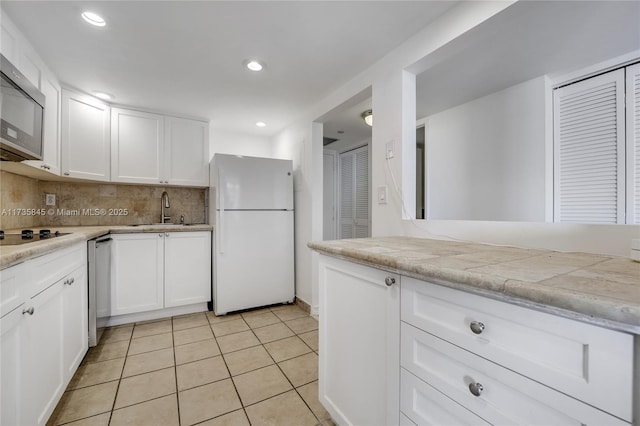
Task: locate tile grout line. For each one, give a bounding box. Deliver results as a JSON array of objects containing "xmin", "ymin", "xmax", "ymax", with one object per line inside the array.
[
  {"xmin": 212, "ymin": 318, "xmax": 252, "ymax": 426},
  {"xmin": 171, "ymin": 315, "xmax": 182, "ymax": 426},
  {"xmin": 54, "ymin": 309, "xmax": 317, "ymax": 425},
  {"xmin": 105, "ymin": 325, "xmax": 133, "ymax": 425},
  {"xmin": 248, "ymin": 313, "xmax": 322, "ymax": 425}
]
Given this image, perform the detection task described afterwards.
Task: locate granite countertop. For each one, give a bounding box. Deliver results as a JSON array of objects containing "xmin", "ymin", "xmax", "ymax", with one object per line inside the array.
[
  {"xmin": 0, "ymin": 224, "xmax": 213, "ymax": 270},
  {"xmin": 308, "ymin": 236, "xmax": 640, "ymax": 333}
]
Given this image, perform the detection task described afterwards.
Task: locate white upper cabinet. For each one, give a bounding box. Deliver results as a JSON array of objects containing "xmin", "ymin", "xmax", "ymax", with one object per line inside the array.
[
  {"xmin": 111, "ymin": 108, "xmax": 164, "ymax": 184},
  {"xmin": 60, "ymin": 89, "xmax": 111, "ymax": 181},
  {"xmin": 111, "ymin": 109, "xmax": 209, "ymax": 187},
  {"xmin": 0, "ymin": 15, "xmax": 38, "ymax": 87},
  {"xmin": 164, "ymin": 116, "xmax": 209, "ymax": 187}
]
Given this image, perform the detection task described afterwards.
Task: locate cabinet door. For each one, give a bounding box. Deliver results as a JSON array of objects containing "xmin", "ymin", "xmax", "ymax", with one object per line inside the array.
[
  {"xmin": 110, "ymin": 233, "xmax": 164, "ymax": 316},
  {"xmin": 61, "ymin": 89, "xmax": 110, "ymax": 181},
  {"xmin": 164, "ymin": 117, "xmax": 209, "ymax": 186},
  {"xmin": 318, "ymin": 255, "xmax": 399, "ymax": 426},
  {"xmin": 164, "ymin": 231, "xmax": 211, "ymax": 307},
  {"xmin": 111, "ymin": 108, "xmax": 164, "ymax": 184},
  {"xmin": 23, "ymin": 71, "xmax": 61, "ymax": 175},
  {"xmin": 62, "ymin": 267, "xmax": 88, "ymax": 379},
  {"xmin": 22, "ymin": 280, "xmax": 65, "ymax": 426},
  {"xmin": 1, "ymin": 306, "xmax": 26, "ymax": 426}
]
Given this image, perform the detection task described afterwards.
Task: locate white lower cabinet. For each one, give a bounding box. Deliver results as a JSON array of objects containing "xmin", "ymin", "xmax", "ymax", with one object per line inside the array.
[
  {"xmin": 109, "ymin": 231, "xmax": 211, "ymax": 316},
  {"xmin": 110, "ymin": 233, "xmax": 164, "ymax": 315},
  {"xmin": 1, "ymin": 299, "xmax": 26, "ymax": 426},
  {"xmin": 23, "ymin": 277, "xmax": 65, "ymax": 426},
  {"xmin": 318, "ymin": 255, "xmax": 399, "ymax": 426},
  {"xmin": 316, "ymin": 255, "xmax": 636, "ymax": 426},
  {"xmin": 164, "ymin": 231, "xmax": 212, "ymax": 307},
  {"xmin": 400, "ymin": 277, "xmax": 634, "ymax": 426},
  {"xmin": 0, "ymin": 243, "xmax": 87, "ymax": 426}
]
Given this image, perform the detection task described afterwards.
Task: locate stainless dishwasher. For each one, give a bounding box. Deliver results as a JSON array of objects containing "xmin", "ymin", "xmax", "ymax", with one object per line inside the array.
[{"xmin": 88, "ymin": 236, "xmax": 112, "ymax": 347}]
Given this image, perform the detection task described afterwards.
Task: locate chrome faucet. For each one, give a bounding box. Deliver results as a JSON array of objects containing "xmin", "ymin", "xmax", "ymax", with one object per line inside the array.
[{"xmin": 161, "ymin": 191, "xmax": 170, "ymax": 223}]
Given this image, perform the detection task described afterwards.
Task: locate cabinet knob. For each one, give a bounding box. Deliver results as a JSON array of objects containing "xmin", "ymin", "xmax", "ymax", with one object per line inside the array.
[
  {"xmin": 159, "ymin": 233, "xmax": 164, "ymax": 237},
  {"xmin": 165, "ymin": 232, "xmax": 169, "ymax": 237},
  {"xmin": 64, "ymin": 277, "xmax": 75, "ymax": 285},
  {"xmin": 469, "ymin": 321, "xmax": 485, "ymax": 335},
  {"xmin": 22, "ymin": 306, "xmax": 35, "ymax": 315},
  {"xmin": 468, "ymin": 382, "xmax": 483, "ymax": 397},
  {"xmin": 384, "ymin": 276, "xmax": 396, "ymax": 286},
  {"xmin": 64, "ymin": 172, "xmax": 70, "ymax": 176}
]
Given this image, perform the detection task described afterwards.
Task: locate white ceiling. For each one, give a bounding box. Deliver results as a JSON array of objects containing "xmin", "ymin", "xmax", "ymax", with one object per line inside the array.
[
  {"xmin": 1, "ymin": 1, "xmax": 457, "ymax": 136},
  {"xmin": 318, "ymin": 87, "xmax": 372, "ymax": 152},
  {"xmin": 415, "ymin": 1, "xmax": 640, "ymax": 119}
]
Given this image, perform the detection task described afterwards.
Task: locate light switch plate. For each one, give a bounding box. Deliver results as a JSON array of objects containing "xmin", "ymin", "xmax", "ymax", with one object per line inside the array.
[
  {"xmin": 378, "ymin": 186, "xmax": 388, "ymax": 204},
  {"xmin": 45, "ymin": 194, "xmax": 56, "ymax": 206},
  {"xmin": 386, "ymin": 141, "xmax": 394, "ymax": 159}
]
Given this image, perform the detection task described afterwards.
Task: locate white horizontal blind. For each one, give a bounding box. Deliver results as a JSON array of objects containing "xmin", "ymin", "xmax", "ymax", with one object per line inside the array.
[
  {"xmin": 338, "ymin": 145, "xmax": 370, "ymax": 239},
  {"xmin": 627, "ymin": 63, "xmax": 640, "ymax": 224},
  {"xmin": 354, "ymin": 147, "xmax": 370, "ymax": 238},
  {"xmin": 339, "ymin": 153, "xmax": 354, "ymax": 239},
  {"xmin": 553, "ymin": 69, "xmax": 625, "ymax": 223}
]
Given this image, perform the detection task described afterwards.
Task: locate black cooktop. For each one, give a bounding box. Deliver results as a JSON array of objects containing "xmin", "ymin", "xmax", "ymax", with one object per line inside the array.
[{"xmin": 0, "ymin": 229, "xmax": 70, "ymax": 246}]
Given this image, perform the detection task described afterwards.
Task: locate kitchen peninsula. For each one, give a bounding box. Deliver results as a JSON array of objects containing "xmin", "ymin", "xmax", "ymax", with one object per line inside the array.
[{"xmin": 309, "ymin": 236, "xmax": 639, "ymax": 426}]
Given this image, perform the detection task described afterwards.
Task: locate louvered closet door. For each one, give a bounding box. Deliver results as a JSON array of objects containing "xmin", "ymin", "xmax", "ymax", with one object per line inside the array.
[
  {"xmin": 339, "ymin": 146, "xmax": 370, "ymax": 239},
  {"xmin": 626, "ymin": 63, "xmax": 640, "ymax": 224},
  {"xmin": 553, "ymin": 69, "xmax": 625, "ymax": 223}
]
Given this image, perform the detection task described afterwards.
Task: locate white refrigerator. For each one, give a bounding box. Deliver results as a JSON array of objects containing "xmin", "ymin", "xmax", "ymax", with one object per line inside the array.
[{"xmin": 209, "ymin": 154, "xmax": 295, "ymax": 315}]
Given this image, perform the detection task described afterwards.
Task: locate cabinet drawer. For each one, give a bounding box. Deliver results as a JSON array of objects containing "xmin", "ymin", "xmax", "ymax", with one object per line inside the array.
[
  {"xmin": 401, "ymin": 277, "xmax": 633, "ymax": 421},
  {"xmin": 1, "ymin": 262, "xmax": 28, "ymax": 318},
  {"xmin": 30, "ymin": 243, "xmax": 86, "ymax": 297},
  {"xmin": 401, "ymin": 368, "xmax": 489, "ymax": 426},
  {"xmin": 401, "ymin": 322, "xmax": 629, "ymax": 425}
]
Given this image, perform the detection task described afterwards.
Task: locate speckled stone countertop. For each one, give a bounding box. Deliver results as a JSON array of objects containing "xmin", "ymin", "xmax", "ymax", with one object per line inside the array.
[
  {"xmin": 0, "ymin": 224, "xmax": 213, "ymax": 270},
  {"xmin": 308, "ymin": 236, "xmax": 640, "ymax": 333}
]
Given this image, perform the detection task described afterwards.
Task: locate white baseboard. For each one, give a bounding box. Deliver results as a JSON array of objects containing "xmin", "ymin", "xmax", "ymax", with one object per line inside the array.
[{"xmin": 97, "ymin": 303, "xmax": 209, "ymax": 328}]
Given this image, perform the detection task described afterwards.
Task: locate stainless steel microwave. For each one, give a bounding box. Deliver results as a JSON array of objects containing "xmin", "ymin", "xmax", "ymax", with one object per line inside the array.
[{"xmin": 0, "ymin": 53, "xmax": 45, "ymax": 161}]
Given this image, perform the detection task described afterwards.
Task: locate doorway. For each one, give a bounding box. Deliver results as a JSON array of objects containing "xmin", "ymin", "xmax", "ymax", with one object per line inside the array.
[{"xmin": 338, "ymin": 145, "xmax": 370, "ymax": 238}]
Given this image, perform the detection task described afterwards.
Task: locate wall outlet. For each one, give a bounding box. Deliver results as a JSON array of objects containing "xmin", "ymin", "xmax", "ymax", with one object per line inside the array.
[
  {"xmin": 45, "ymin": 193, "xmax": 56, "ymax": 206},
  {"xmin": 377, "ymin": 186, "xmax": 388, "ymax": 204},
  {"xmin": 386, "ymin": 141, "xmax": 394, "ymax": 159}
]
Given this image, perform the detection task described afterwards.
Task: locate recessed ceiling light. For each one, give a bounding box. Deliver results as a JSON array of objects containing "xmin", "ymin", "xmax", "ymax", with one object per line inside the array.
[
  {"xmin": 246, "ymin": 61, "xmax": 263, "ymax": 72},
  {"xmin": 256, "ymin": 122, "xmax": 266, "ymax": 127},
  {"xmin": 82, "ymin": 11, "xmax": 106, "ymax": 27},
  {"xmin": 94, "ymin": 92, "xmax": 113, "ymax": 101}
]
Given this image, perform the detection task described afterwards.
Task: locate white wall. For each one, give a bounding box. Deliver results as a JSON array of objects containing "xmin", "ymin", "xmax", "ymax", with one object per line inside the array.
[
  {"xmin": 272, "ymin": 122, "xmax": 323, "ymax": 311},
  {"xmin": 210, "ymin": 128, "xmax": 274, "ymax": 159},
  {"xmin": 271, "ymin": 1, "xmax": 515, "ymax": 312},
  {"xmin": 425, "ymin": 76, "xmax": 546, "ymax": 222}
]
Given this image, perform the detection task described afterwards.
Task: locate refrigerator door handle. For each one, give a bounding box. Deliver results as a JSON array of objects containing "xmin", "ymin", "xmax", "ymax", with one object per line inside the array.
[{"xmin": 218, "ymin": 167, "xmax": 224, "ymax": 254}]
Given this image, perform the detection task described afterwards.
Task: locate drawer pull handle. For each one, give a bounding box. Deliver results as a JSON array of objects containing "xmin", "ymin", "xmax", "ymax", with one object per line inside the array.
[
  {"xmin": 468, "ymin": 382, "xmax": 483, "ymax": 397},
  {"xmin": 22, "ymin": 307, "xmax": 35, "ymax": 315},
  {"xmin": 470, "ymin": 321, "xmax": 485, "ymax": 335},
  {"xmin": 384, "ymin": 276, "xmax": 396, "ymax": 286}
]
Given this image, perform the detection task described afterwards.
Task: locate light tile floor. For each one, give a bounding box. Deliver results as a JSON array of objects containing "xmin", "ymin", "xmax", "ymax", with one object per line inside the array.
[{"xmin": 47, "ymin": 305, "xmax": 333, "ymax": 426}]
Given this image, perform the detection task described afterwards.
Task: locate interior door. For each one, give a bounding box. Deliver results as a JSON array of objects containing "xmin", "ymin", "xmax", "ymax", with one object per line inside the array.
[{"xmin": 339, "ymin": 145, "xmax": 370, "ymax": 239}]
